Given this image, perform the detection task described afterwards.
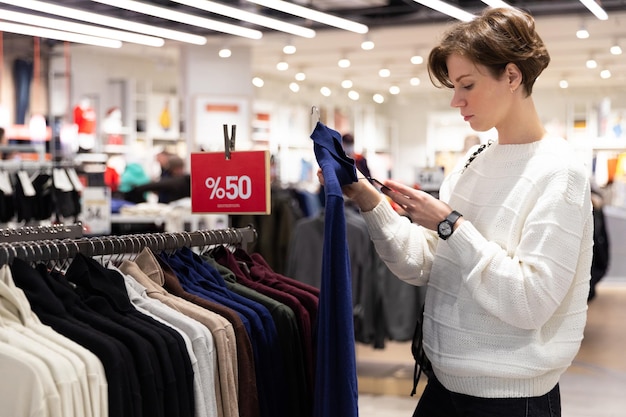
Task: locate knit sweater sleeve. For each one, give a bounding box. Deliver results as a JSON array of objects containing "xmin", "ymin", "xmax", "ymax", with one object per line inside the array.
[{"xmin": 360, "ymin": 199, "xmax": 439, "ymax": 286}]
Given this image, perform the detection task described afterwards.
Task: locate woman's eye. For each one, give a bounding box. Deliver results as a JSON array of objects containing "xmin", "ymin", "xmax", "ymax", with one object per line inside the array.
[{"xmin": 463, "ymin": 84, "xmax": 474, "ymax": 90}]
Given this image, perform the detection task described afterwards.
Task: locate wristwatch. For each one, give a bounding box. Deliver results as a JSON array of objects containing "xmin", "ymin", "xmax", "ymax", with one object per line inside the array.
[{"xmin": 437, "ymin": 210, "xmax": 462, "ymax": 240}]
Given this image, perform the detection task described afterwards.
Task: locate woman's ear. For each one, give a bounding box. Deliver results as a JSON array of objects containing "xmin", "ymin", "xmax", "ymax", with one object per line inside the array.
[{"xmin": 505, "ymin": 63, "xmax": 523, "ymax": 92}]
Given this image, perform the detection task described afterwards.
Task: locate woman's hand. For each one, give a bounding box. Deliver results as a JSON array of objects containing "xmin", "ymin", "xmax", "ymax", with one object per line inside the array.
[
  {"xmin": 317, "ymin": 169, "xmax": 384, "ymax": 212},
  {"xmin": 381, "ymin": 180, "xmax": 458, "ymax": 230}
]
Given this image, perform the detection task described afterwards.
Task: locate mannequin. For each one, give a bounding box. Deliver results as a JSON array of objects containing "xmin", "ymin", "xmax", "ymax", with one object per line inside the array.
[
  {"xmin": 73, "ymin": 97, "xmax": 96, "ymax": 151},
  {"xmin": 103, "ymin": 107, "xmax": 123, "ymax": 145}
]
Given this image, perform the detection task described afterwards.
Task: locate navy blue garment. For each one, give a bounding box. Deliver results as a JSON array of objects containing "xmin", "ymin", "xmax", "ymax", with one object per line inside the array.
[
  {"xmin": 13, "ymin": 58, "xmax": 32, "ymax": 124},
  {"xmin": 161, "ymin": 249, "xmax": 286, "ymax": 417},
  {"xmin": 310, "ymin": 121, "xmax": 359, "ymax": 417}
]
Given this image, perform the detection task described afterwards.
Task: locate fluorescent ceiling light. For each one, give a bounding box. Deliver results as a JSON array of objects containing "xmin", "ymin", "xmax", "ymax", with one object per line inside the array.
[
  {"xmin": 0, "ymin": 8, "xmax": 164, "ymax": 47},
  {"xmin": 0, "ymin": 21, "xmax": 121, "ymax": 48},
  {"xmin": 171, "ymin": 0, "xmax": 315, "ymax": 38},
  {"xmin": 579, "ymin": 0, "xmax": 608, "ymax": 20},
  {"xmin": 411, "ymin": 0, "xmax": 475, "ymax": 22},
  {"xmin": 91, "ymin": 0, "xmax": 263, "ymax": 39},
  {"xmin": 0, "ymin": 0, "xmax": 206, "ymax": 45},
  {"xmin": 480, "ymin": 1, "xmax": 513, "ymax": 8},
  {"xmin": 246, "ymin": 0, "xmax": 369, "ymax": 34}
]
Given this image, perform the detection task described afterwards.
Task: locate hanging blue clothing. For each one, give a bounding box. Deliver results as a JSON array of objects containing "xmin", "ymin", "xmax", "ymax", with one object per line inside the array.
[{"xmin": 310, "ymin": 121, "xmax": 359, "ymax": 417}]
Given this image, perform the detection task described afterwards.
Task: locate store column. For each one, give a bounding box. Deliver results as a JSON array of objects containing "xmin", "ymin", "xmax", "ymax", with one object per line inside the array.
[{"xmin": 178, "ymin": 44, "xmax": 254, "ymax": 154}]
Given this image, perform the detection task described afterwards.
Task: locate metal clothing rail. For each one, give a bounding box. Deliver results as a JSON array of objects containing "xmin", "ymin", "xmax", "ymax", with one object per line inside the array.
[
  {"xmin": 0, "ymin": 225, "xmax": 257, "ymax": 266},
  {"xmin": 0, "ymin": 224, "xmax": 84, "ymax": 243}
]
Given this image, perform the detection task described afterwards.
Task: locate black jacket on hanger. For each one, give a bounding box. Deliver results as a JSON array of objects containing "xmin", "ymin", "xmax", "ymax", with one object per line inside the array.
[
  {"xmin": 9, "ymin": 258, "xmax": 141, "ymax": 417},
  {"xmin": 65, "ymin": 254, "xmax": 196, "ymax": 417}
]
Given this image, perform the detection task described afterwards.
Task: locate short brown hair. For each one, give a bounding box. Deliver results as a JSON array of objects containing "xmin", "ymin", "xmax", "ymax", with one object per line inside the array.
[{"xmin": 427, "ymin": 7, "xmax": 550, "ymax": 97}]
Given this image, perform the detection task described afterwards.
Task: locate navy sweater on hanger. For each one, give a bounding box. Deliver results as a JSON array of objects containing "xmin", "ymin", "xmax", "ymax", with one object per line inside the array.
[{"xmin": 310, "ymin": 121, "xmax": 359, "ymax": 417}]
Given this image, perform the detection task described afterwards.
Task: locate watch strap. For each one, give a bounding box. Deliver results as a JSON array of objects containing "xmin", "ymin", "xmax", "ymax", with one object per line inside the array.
[{"xmin": 438, "ymin": 210, "xmax": 462, "ymax": 240}]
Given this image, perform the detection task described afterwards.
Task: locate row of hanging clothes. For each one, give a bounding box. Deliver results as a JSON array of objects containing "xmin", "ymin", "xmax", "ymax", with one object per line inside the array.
[
  {"xmin": 0, "ymin": 162, "xmax": 83, "ymax": 225},
  {"xmin": 229, "ymin": 181, "xmax": 321, "ymax": 276},
  {"xmin": 0, "ymin": 225, "xmax": 320, "ymax": 417},
  {"xmin": 286, "ymin": 201, "xmax": 423, "ymax": 349}
]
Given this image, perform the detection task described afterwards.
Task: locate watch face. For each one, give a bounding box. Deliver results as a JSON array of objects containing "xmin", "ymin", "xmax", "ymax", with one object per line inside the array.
[{"xmin": 439, "ymin": 222, "xmax": 452, "ymax": 236}]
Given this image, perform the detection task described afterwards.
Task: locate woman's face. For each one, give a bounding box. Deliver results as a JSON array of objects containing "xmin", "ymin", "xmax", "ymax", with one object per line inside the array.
[{"xmin": 446, "ymin": 53, "xmax": 513, "ymax": 132}]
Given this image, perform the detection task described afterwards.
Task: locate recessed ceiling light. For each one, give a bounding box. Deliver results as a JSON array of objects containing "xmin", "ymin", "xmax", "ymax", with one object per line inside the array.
[
  {"xmin": 389, "ymin": 85, "xmax": 400, "ymax": 95},
  {"xmin": 361, "ymin": 35, "xmax": 374, "ymax": 50},
  {"xmin": 576, "ymin": 25, "xmax": 590, "ymax": 39},
  {"xmin": 348, "ymin": 90, "xmax": 360, "ymax": 101},
  {"xmin": 610, "ymin": 43, "xmax": 622, "ymax": 55},
  {"xmin": 410, "ymin": 54, "xmax": 424, "ymax": 65}
]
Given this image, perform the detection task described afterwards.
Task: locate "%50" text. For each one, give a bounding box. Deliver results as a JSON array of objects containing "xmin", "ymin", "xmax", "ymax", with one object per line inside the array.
[{"xmin": 205, "ymin": 176, "xmax": 252, "ymax": 200}]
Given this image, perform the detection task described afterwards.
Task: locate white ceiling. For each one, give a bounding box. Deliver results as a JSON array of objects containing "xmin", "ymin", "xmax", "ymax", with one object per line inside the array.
[
  {"xmin": 4, "ymin": 1, "xmax": 626, "ymax": 99},
  {"xmin": 241, "ymin": 9, "xmax": 626, "ymax": 98},
  {"xmin": 107, "ymin": 5, "xmax": 626, "ymax": 100}
]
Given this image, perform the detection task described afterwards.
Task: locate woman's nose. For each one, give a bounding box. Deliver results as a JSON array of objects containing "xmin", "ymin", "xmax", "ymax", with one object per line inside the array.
[{"xmin": 450, "ymin": 91, "xmax": 465, "ymax": 108}]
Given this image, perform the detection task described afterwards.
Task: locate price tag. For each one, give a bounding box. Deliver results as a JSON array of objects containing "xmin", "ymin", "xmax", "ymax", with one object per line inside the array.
[
  {"xmin": 190, "ymin": 150, "xmax": 271, "ymax": 214},
  {"xmin": 81, "ymin": 187, "xmax": 111, "ymax": 235}
]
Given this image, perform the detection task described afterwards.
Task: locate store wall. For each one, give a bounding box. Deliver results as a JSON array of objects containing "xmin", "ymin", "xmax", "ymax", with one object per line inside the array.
[
  {"xmin": 49, "ymin": 43, "xmax": 179, "ymax": 139},
  {"xmin": 179, "ymin": 43, "xmax": 254, "ymax": 153}
]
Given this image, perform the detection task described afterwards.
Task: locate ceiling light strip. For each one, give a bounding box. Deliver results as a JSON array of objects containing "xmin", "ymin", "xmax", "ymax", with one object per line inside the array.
[
  {"xmin": 578, "ymin": 0, "xmax": 609, "ymax": 20},
  {"xmin": 480, "ymin": 1, "xmax": 513, "ymax": 8},
  {"xmin": 171, "ymin": 0, "xmax": 316, "ymax": 38},
  {"xmin": 90, "ymin": 0, "xmax": 263, "ymax": 39},
  {"xmin": 0, "ymin": 0, "xmax": 207, "ymax": 45},
  {"xmin": 246, "ymin": 0, "xmax": 368, "ymax": 34},
  {"xmin": 411, "ymin": 0, "xmax": 475, "ymax": 22},
  {"xmin": 0, "ymin": 8, "xmax": 164, "ymax": 47},
  {"xmin": 0, "ymin": 21, "xmax": 122, "ymax": 48}
]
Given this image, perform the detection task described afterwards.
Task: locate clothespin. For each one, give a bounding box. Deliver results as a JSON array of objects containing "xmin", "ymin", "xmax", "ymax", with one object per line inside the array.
[{"xmin": 223, "ymin": 124, "xmax": 236, "ymax": 160}]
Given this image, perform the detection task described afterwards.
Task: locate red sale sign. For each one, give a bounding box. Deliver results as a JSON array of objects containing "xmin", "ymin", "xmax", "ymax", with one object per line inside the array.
[{"xmin": 190, "ymin": 150, "xmax": 271, "ymax": 214}]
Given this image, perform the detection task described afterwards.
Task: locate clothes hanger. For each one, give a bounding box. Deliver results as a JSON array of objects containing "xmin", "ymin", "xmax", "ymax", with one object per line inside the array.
[{"xmin": 310, "ymin": 105, "xmax": 320, "ymax": 132}]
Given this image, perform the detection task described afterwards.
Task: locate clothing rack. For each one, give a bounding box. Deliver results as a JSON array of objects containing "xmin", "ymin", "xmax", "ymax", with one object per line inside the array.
[
  {"xmin": 0, "ymin": 225, "xmax": 257, "ymax": 266},
  {"xmin": 0, "ymin": 158, "xmax": 80, "ymax": 171},
  {"xmin": 0, "ymin": 223, "xmax": 84, "ymax": 243}
]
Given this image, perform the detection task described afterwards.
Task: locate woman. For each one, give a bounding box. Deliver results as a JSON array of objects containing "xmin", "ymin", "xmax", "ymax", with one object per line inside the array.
[{"xmin": 320, "ymin": 7, "xmax": 593, "ymax": 417}]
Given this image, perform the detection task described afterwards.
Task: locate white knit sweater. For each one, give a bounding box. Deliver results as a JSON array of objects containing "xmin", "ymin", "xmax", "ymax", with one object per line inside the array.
[{"xmin": 361, "ymin": 135, "xmax": 593, "ymax": 398}]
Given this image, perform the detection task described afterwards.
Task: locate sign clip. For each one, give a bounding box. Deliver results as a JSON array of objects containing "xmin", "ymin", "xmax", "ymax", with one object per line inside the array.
[{"xmin": 223, "ymin": 124, "xmax": 236, "ymax": 160}]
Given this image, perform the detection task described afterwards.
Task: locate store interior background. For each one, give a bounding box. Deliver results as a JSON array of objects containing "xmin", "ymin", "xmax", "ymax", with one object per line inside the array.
[
  {"xmin": 0, "ymin": 1, "xmax": 625, "ymax": 415},
  {"xmin": 2, "ymin": 2, "xmax": 625, "ymax": 190}
]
